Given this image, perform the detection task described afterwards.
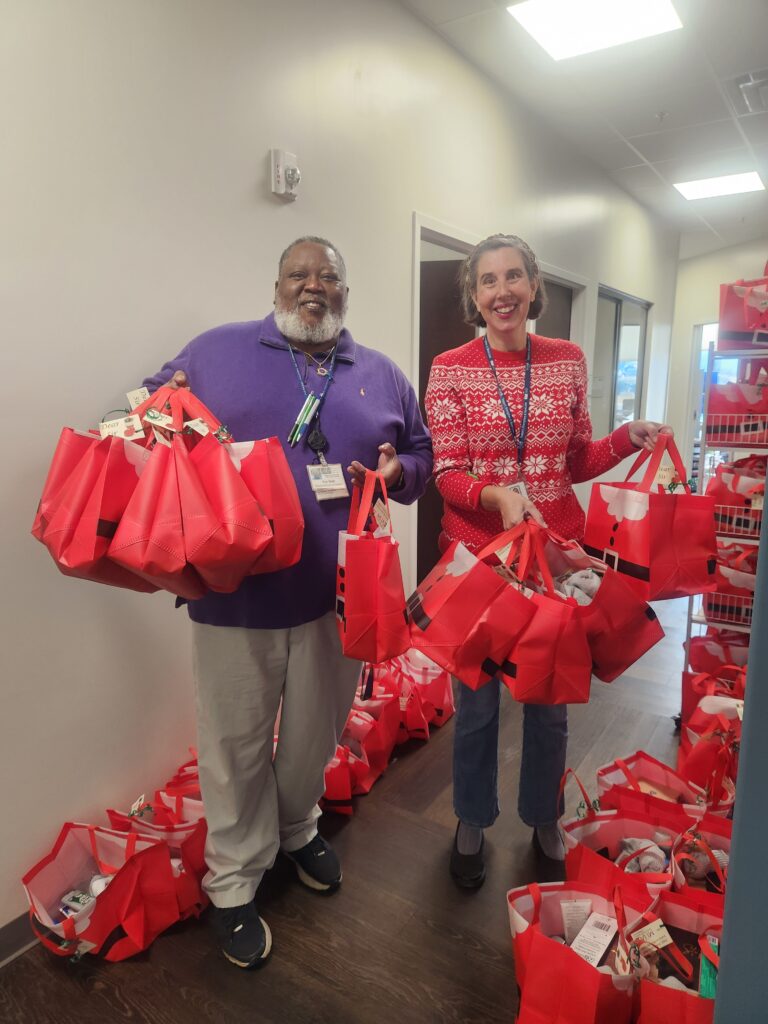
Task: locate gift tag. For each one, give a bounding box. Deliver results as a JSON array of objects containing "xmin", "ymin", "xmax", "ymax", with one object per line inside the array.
[
  {"xmin": 307, "ymin": 463, "xmax": 349, "ymax": 501},
  {"xmin": 126, "ymin": 386, "xmax": 150, "ymax": 410},
  {"xmin": 373, "ymin": 498, "xmax": 390, "ymax": 530},
  {"xmin": 130, "ymin": 793, "xmax": 149, "ymax": 816},
  {"xmin": 506, "ymin": 480, "xmax": 529, "ymax": 500},
  {"xmin": 638, "ymin": 779, "xmax": 679, "ymax": 802},
  {"xmin": 631, "ymin": 917, "xmax": 673, "ymax": 955},
  {"xmin": 561, "ymin": 899, "xmax": 593, "ymax": 945},
  {"xmin": 143, "ymin": 408, "xmax": 175, "ymax": 430},
  {"xmin": 735, "ymin": 700, "xmax": 744, "ymax": 721},
  {"xmin": 653, "ymin": 464, "xmax": 683, "ymax": 491},
  {"xmin": 750, "ymin": 493, "xmax": 764, "ymax": 510},
  {"xmin": 100, "ymin": 414, "xmax": 145, "ymax": 440},
  {"xmin": 152, "ymin": 426, "xmax": 172, "ymax": 447},
  {"xmin": 185, "ymin": 417, "xmax": 210, "ymax": 436}
]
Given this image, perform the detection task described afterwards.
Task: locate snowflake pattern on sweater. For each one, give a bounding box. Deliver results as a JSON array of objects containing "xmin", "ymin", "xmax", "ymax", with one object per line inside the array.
[{"xmin": 425, "ymin": 334, "xmax": 637, "ymax": 551}]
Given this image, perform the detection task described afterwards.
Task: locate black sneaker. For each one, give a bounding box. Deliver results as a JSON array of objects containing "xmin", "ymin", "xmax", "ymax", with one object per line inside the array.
[
  {"xmin": 284, "ymin": 834, "xmax": 342, "ymax": 892},
  {"xmin": 449, "ymin": 822, "xmax": 485, "ymax": 889},
  {"xmin": 210, "ymin": 902, "xmax": 272, "ymax": 968}
]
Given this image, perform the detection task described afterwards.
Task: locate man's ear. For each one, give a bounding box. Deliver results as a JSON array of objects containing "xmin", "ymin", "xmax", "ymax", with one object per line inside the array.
[{"xmin": 274, "ymin": 280, "xmax": 279, "ymax": 304}]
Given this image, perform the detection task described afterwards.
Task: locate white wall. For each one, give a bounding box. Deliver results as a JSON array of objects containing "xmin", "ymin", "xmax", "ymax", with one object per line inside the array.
[
  {"xmin": 667, "ymin": 239, "xmax": 768, "ymax": 465},
  {"xmin": 0, "ymin": 0, "xmax": 680, "ymax": 928}
]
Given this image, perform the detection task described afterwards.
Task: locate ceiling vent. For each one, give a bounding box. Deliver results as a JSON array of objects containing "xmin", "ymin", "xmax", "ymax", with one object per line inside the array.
[{"xmin": 726, "ymin": 69, "xmax": 768, "ymax": 115}]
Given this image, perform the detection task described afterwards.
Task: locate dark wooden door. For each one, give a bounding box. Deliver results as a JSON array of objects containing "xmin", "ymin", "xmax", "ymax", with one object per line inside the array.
[{"xmin": 418, "ymin": 259, "xmax": 475, "ymax": 581}]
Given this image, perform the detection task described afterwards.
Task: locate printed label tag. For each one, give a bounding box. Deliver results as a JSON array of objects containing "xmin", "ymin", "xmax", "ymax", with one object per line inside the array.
[
  {"xmin": 561, "ymin": 899, "xmax": 593, "ymax": 945},
  {"xmin": 373, "ymin": 498, "xmax": 390, "ymax": 530},
  {"xmin": 126, "ymin": 387, "xmax": 150, "ymax": 410},
  {"xmin": 570, "ymin": 913, "xmax": 618, "ymax": 966},
  {"xmin": 630, "ymin": 917, "xmax": 673, "ymax": 955},
  {"xmin": 99, "ymin": 414, "xmax": 144, "ymax": 440},
  {"xmin": 307, "ymin": 463, "xmax": 349, "ymax": 501}
]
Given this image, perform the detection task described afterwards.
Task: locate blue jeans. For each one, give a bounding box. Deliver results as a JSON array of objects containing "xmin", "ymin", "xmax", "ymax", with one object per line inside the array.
[{"xmin": 452, "ymin": 677, "xmax": 568, "ymax": 829}]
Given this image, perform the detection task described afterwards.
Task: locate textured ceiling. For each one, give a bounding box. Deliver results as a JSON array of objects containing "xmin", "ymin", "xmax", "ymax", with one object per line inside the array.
[{"xmin": 399, "ymin": 0, "xmax": 768, "ymax": 259}]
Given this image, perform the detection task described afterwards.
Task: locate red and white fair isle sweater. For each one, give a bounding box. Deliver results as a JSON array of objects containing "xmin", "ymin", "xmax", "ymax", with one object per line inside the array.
[{"xmin": 425, "ymin": 334, "xmax": 637, "ymax": 553}]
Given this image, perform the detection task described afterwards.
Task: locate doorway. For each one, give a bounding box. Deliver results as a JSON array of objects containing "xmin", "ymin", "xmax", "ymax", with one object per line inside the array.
[{"xmin": 417, "ymin": 234, "xmax": 475, "ymax": 581}]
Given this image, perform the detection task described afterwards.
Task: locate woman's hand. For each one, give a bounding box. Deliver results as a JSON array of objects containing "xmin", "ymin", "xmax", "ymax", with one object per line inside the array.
[
  {"xmin": 628, "ymin": 420, "xmax": 673, "ymax": 452},
  {"xmin": 348, "ymin": 442, "xmax": 403, "ymax": 489},
  {"xmin": 480, "ymin": 484, "xmax": 546, "ymax": 529}
]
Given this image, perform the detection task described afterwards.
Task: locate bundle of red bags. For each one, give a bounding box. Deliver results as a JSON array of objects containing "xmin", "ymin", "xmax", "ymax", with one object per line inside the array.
[
  {"xmin": 717, "ymin": 262, "xmax": 768, "ymax": 350},
  {"xmin": 32, "ymin": 385, "xmax": 303, "ymax": 596}
]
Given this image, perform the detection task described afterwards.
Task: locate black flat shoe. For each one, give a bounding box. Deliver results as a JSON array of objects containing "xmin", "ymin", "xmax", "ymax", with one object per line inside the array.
[{"xmin": 449, "ymin": 823, "xmax": 486, "ymax": 889}]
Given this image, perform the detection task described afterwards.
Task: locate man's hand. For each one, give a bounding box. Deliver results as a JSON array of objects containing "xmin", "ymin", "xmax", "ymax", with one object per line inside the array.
[
  {"xmin": 628, "ymin": 420, "xmax": 673, "ymax": 452},
  {"xmin": 167, "ymin": 370, "xmax": 190, "ymax": 390},
  {"xmin": 347, "ymin": 442, "xmax": 403, "ymax": 489},
  {"xmin": 480, "ymin": 485, "xmax": 546, "ymax": 529}
]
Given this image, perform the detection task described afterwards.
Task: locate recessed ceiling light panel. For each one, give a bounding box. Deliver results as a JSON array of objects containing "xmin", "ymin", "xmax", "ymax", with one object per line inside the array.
[
  {"xmin": 507, "ymin": 0, "xmax": 683, "ymax": 61},
  {"xmin": 673, "ymin": 172, "xmax": 765, "ymax": 200}
]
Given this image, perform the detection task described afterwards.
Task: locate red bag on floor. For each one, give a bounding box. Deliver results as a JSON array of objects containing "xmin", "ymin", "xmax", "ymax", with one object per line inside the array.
[
  {"xmin": 109, "ymin": 439, "xmax": 207, "ymax": 599},
  {"xmin": 407, "ymin": 529, "xmax": 537, "ymax": 690},
  {"xmin": 394, "ymin": 649, "xmax": 455, "ymax": 728},
  {"xmin": 595, "ymin": 751, "xmax": 728, "ymax": 820},
  {"xmin": 351, "ymin": 677, "xmax": 402, "ymax": 757},
  {"xmin": 320, "ymin": 746, "xmax": 354, "ymax": 816},
  {"xmin": 226, "ymin": 437, "xmax": 304, "ymax": 573},
  {"xmin": 340, "ymin": 708, "xmax": 396, "ymax": 794},
  {"xmin": 629, "ymin": 890, "xmax": 722, "ymax": 1023},
  {"xmin": 23, "ymin": 824, "xmax": 180, "ymax": 961},
  {"xmin": 507, "ymin": 881, "xmax": 644, "ymax": 1024},
  {"xmin": 681, "ymin": 667, "xmax": 746, "ymax": 728},
  {"xmin": 679, "ymin": 704, "xmax": 741, "ymax": 794},
  {"xmin": 717, "ymin": 263, "xmax": 768, "ymax": 350},
  {"xmin": 688, "ymin": 630, "xmax": 749, "ymax": 676},
  {"xmin": 40, "ymin": 435, "xmax": 159, "ymax": 592},
  {"xmin": 32, "ymin": 427, "xmax": 99, "ymax": 542},
  {"xmin": 106, "ymin": 807, "xmax": 208, "ymax": 919},
  {"xmin": 583, "ymin": 435, "xmax": 717, "ymax": 600},
  {"xmin": 336, "ymin": 472, "xmax": 410, "ymax": 664}
]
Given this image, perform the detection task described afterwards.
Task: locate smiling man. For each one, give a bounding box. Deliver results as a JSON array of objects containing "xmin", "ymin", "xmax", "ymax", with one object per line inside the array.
[{"xmin": 144, "ymin": 236, "xmax": 432, "ymax": 969}]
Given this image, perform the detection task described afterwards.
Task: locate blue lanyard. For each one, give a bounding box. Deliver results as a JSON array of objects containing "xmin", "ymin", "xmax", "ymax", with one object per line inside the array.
[
  {"xmin": 287, "ymin": 344, "xmax": 338, "ymax": 408},
  {"xmin": 482, "ymin": 333, "xmax": 532, "ymax": 468}
]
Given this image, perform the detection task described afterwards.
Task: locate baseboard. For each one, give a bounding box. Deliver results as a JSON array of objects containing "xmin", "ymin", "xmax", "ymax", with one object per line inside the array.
[{"xmin": 0, "ymin": 912, "xmax": 37, "ymax": 970}]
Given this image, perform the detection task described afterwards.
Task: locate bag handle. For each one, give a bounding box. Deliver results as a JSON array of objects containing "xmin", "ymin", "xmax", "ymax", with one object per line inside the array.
[
  {"xmin": 615, "ymin": 842, "xmax": 668, "ymax": 874},
  {"xmin": 613, "ymin": 757, "xmax": 642, "ymax": 792},
  {"xmin": 474, "ymin": 522, "xmax": 530, "ymax": 563},
  {"xmin": 528, "ymin": 881, "xmax": 543, "ymax": 927},
  {"xmin": 515, "ymin": 521, "xmax": 557, "ymax": 597},
  {"xmin": 674, "ymin": 830, "xmax": 727, "ymax": 895},
  {"xmin": 623, "ymin": 434, "xmax": 691, "ymax": 494},
  {"xmin": 347, "ymin": 471, "xmax": 390, "ymax": 537},
  {"xmin": 131, "ymin": 385, "xmax": 226, "ymax": 438},
  {"xmin": 559, "ymin": 768, "xmax": 598, "ymax": 821},
  {"xmin": 27, "ymin": 909, "xmax": 79, "ymax": 957},
  {"xmin": 87, "ymin": 826, "xmax": 137, "ymax": 876},
  {"xmin": 699, "ymin": 933, "xmax": 721, "ymax": 970}
]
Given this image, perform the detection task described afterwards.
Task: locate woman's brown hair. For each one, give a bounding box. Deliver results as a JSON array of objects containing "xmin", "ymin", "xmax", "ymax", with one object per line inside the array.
[{"xmin": 459, "ymin": 234, "xmax": 548, "ymax": 326}]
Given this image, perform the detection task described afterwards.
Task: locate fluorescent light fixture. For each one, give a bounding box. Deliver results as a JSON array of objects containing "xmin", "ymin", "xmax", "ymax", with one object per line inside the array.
[
  {"xmin": 507, "ymin": 0, "xmax": 682, "ymax": 60},
  {"xmin": 673, "ymin": 171, "xmax": 765, "ymax": 200}
]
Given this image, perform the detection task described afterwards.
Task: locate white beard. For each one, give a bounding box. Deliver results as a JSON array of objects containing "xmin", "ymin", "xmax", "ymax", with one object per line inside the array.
[{"xmin": 274, "ymin": 305, "xmax": 345, "ymax": 345}]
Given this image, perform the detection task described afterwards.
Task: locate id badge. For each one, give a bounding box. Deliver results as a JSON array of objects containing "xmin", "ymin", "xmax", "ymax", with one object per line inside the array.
[
  {"xmin": 506, "ymin": 479, "xmax": 529, "ymax": 500},
  {"xmin": 307, "ymin": 463, "xmax": 349, "ymax": 502}
]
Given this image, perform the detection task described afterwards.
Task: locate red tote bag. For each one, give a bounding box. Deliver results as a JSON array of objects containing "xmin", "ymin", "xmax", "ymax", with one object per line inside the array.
[
  {"xmin": 717, "ymin": 262, "xmax": 768, "ymax": 350},
  {"xmin": 688, "ymin": 630, "xmax": 749, "ymax": 676},
  {"xmin": 336, "ymin": 471, "xmax": 410, "ymax": 664},
  {"xmin": 705, "ymin": 459, "xmax": 764, "ymax": 538},
  {"xmin": 406, "ymin": 528, "xmax": 536, "ymax": 690},
  {"xmin": 41, "ymin": 435, "xmax": 159, "ymax": 593},
  {"xmin": 32, "ymin": 427, "xmax": 99, "ymax": 542},
  {"xmin": 583, "ymin": 435, "xmax": 717, "ymax": 600},
  {"xmin": 23, "ymin": 824, "xmax": 180, "ymax": 961},
  {"xmin": 507, "ymin": 881, "xmax": 644, "ymax": 1024},
  {"xmin": 596, "ymin": 751, "xmax": 723, "ymax": 820}
]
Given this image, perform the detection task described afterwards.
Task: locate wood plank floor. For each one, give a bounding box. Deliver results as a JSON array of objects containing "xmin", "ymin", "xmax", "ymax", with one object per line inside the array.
[{"xmin": 0, "ymin": 602, "xmax": 686, "ymax": 1024}]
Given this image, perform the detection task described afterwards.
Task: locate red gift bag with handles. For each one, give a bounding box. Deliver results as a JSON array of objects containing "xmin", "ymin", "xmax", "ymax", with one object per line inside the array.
[
  {"xmin": 336, "ymin": 471, "xmax": 410, "ymax": 664},
  {"xmin": 688, "ymin": 629, "xmax": 749, "ymax": 677},
  {"xmin": 595, "ymin": 750, "xmax": 730, "ymax": 820},
  {"xmin": 681, "ymin": 666, "xmax": 746, "ymax": 728},
  {"xmin": 32, "ymin": 427, "xmax": 99, "ymax": 541},
  {"xmin": 507, "ymin": 881, "xmax": 644, "ymax": 1024},
  {"xmin": 40, "ymin": 435, "xmax": 159, "ymax": 593},
  {"xmin": 583, "ymin": 435, "xmax": 717, "ymax": 600},
  {"xmin": 225, "ymin": 437, "xmax": 304, "ymax": 573},
  {"xmin": 23, "ymin": 824, "xmax": 180, "ymax": 961},
  {"xmin": 717, "ymin": 262, "xmax": 768, "ymax": 350},
  {"xmin": 406, "ymin": 527, "xmax": 537, "ymax": 690},
  {"xmin": 705, "ymin": 458, "xmax": 764, "ymax": 538}
]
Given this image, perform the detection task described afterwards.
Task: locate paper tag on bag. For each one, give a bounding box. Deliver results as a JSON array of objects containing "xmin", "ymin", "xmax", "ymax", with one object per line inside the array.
[
  {"xmin": 143, "ymin": 408, "xmax": 175, "ymax": 430},
  {"xmin": 130, "ymin": 793, "xmax": 147, "ymax": 816},
  {"xmin": 735, "ymin": 700, "xmax": 744, "ymax": 721},
  {"xmin": 99, "ymin": 414, "xmax": 144, "ymax": 440},
  {"xmin": 570, "ymin": 913, "xmax": 617, "ymax": 966},
  {"xmin": 373, "ymin": 498, "xmax": 390, "ymax": 530},
  {"xmin": 152, "ymin": 426, "xmax": 172, "ymax": 447},
  {"xmin": 185, "ymin": 417, "xmax": 210, "ymax": 436},
  {"xmin": 630, "ymin": 917, "xmax": 673, "ymax": 955},
  {"xmin": 653, "ymin": 464, "xmax": 682, "ymax": 490},
  {"xmin": 126, "ymin": 387, "xmax": 150, "ymax": 410},
  {"xmin": 750, "ymin": 493, "xmax": 764, "ymax": 510}
]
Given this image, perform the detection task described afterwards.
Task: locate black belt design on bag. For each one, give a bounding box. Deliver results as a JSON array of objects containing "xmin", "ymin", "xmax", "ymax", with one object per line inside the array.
[
  {"xmin": 96, "ymin": 518, "xmax": 119, "ymax": 539},
  {"xmin": 406, "ymin": 591, "xmax": 431, "ymax": 631},
  {"xmin": 583, "ymin": 544, "xmax": 651, "ymax": 582},
  {"xmin": 481, "ymin": 657, "xmax": 517, "ymax": 679}
]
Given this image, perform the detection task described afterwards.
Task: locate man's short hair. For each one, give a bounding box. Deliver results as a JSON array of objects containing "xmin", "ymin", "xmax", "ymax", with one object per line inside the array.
[{"xmin": 278, "ymin": 236, "xmax": 347, "ymax": 282}]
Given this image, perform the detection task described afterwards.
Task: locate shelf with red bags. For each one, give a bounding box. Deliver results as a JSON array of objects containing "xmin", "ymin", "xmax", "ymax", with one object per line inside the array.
[
  {"xmin": 705, "ymin": 413, "xmax": 768, "ymax": 447},
  {"xmin": 713, "ymin": 501, "xmax": 762, "ymax": 539},
  {"xmin": 693, "ymin": 592, "xmax": 754, "ymax": 630}
]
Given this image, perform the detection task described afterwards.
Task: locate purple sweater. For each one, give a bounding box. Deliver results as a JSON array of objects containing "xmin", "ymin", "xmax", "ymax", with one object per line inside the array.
[{"xmin": 144, "ymin": 313, "xmax": 433, "ymax": 628}]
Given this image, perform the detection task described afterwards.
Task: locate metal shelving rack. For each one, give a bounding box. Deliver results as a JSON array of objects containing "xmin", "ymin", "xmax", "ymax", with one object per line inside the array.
[{"xmin": 683, "ymin": 345, "xmax": 767, "ymax": 671}]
